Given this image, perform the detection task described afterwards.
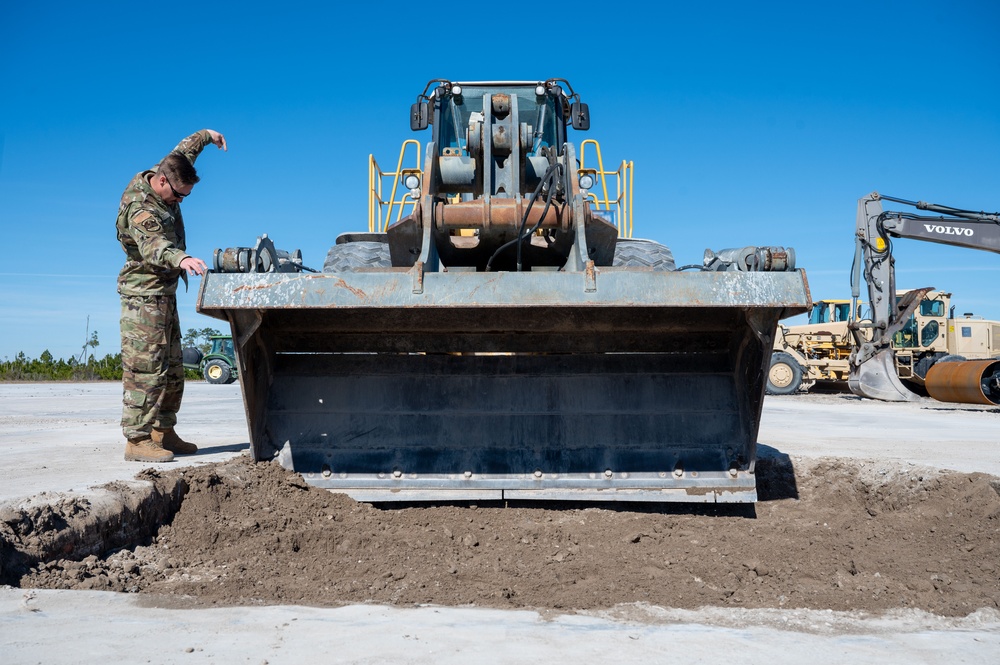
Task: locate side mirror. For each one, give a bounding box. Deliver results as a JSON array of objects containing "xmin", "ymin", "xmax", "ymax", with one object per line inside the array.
[
  {"xmin": 570, "ymin": 102, "xmax": 590, "ymax": 131},
  {"xmin": 410, "ymin": 101, "xmax": 429, "ymax": 131}
]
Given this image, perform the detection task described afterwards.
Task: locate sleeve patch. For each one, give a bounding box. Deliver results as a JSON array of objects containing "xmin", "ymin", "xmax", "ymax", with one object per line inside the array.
[{"xmin": 133, "ymin": 210, "xmax": 163, "ymax": 233}]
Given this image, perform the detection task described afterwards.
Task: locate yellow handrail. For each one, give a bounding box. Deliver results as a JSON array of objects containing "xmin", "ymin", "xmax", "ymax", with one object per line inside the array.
[
  {"xmin": 579, "ymin": 139, "xmax": 633, "ymax": 238},
  {"xmin": 369, "ymin": 140, "xmax": 422, "ymax": 232},
  {"xmin": 369, "ymin": 138, "xmax": 634, "ymax": 238}
]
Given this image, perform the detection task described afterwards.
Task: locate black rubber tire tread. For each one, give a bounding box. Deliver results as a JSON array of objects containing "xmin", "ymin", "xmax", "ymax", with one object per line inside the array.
[
  {"xmin": 182, "ymin": 347, "xmax": 203, "ymax": 367},
  {"xmin": 913, "ymin": 352, "xmax": 947, "ymax": 380},
  {"xmin": 323, "ymin": 242, "xmax": 392, "ymax": 272},
  {"xmin": 612, "ymin": 239, "xmax": 676, "ymax": 271},
  {"xmin": 766, "ymin": 352, "xmax": 804, "ymax": 395},
  {"xmin": 203, "ymin": 359, "xmax": 232, "ymax": 385},
  {"xmin": 936, "ymin": 354, "xmax": 967, "ymax": 364}
]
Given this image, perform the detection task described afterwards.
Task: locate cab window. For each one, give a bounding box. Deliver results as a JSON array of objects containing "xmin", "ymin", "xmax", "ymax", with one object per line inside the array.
[
  {"xmin": 808, "ymin": 304, "xmax": 829, "ymax": 324},
  {"xmin": 919, "ymin": 299, "xmax": 945, "ymax": 317},
  {"xmin": 920, "ymin": 320, "xmax": 940, "ymax": 347},
  {"xmin": 438, "ymin": 87, "xmax": 560, "ymax": 155},
  {"xmin": 893, "ymin": 316, "xmax": 918, "ymax": 348}
]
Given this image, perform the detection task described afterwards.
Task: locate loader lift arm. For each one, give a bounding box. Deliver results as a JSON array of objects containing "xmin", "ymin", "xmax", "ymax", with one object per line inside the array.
[{"xmin": 849, "ymin": 191, "xmax": 1000, "ymax": 401}]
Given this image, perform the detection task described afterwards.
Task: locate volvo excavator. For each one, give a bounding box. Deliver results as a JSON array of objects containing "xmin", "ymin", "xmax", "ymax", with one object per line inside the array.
[
  {"xmin": 195, "ymin": 79, "xmax": 810, "ymax": 502},
  {"xmin": 849, "ymin": 192, "xmax": 1000, "ymax": 404}
]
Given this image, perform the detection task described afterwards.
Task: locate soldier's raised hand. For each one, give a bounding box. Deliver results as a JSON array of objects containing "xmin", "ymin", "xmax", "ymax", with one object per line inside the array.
[{"xmin": 206, "ymin": 129, "xmax": 227, "ymax": 152}]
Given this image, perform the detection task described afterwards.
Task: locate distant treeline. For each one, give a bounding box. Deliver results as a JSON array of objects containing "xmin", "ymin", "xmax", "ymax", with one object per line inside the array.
[
  {"xmin": 1, "ymin": 327, "xmax": 221, "ymax": 382},
  {"xmin": 0, "ymin": 350, "xmax": 124, "ymax": 381}
]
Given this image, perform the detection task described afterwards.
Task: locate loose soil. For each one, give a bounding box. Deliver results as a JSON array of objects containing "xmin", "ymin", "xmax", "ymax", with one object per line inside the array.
[{"xmin": 3, "ymin": 454, "xmax": 999, "ymax": 617}]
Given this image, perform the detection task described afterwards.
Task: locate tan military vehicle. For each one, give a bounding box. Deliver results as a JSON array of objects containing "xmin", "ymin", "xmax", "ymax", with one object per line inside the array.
[
  {"xmin": 768, "ymin": 290, "xmax": 1000, "ymax": 395},
  {"xmin": 767, "ymin": 298, "xmax": 858, "ymax": 394}
]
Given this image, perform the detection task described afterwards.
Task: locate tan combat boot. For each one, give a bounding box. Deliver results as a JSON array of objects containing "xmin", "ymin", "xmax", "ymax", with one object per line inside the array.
[
  {"xmin": 152, "ymin": 427, "xmax": 198, "ymax": 455},
  {"xmin": 124, "ymin": 438, "xmax": 175, "ymax": 463}
]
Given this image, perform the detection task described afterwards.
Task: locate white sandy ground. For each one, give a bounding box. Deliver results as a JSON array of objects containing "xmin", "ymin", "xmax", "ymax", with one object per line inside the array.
[{"xmin": 1, "ymin": 382, "xmax": 998, "ymax": 664}]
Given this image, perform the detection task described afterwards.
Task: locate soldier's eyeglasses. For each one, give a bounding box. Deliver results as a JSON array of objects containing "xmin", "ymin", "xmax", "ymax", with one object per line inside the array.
[{"xmin": 165, "ymin": 176, "xmax": 189, "ymax": 199}]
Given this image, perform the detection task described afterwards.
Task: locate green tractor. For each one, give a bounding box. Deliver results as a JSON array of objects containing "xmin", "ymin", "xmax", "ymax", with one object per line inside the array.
[{"xmin": 182, "ymin": 335, "xmax": 238, "ymax": 384}]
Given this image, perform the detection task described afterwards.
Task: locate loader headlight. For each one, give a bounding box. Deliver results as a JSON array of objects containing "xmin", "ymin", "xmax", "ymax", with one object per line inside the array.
[
  {"xmin": 403, "ymin": 174, "xmax": 420, "ymax": 191},
  {"xmin": 578, "ymin": 173, "xmax": 595, "ymax": 191},
  {"xmin": 450, "ymin": 84, "xmax": 462, "ymax": 96},
  {"xmin": 535, "ymin": 84, "xmax": 547, "ymax": 96}
]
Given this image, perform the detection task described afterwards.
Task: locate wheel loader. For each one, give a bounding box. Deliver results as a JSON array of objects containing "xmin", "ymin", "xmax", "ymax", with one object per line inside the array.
[{"xmin": 196, "ymin": 79, "xmax": 810, "ymax": 502}]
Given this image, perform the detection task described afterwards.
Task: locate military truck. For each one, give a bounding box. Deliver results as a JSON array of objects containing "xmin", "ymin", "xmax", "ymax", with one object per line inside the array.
[
  {"xmin": 182, "ymin": 334, "xmax": 238, "ymax": 384},
  {"xmin": 768, "ymin": 290, "xmax": 1000, "ymax": 395},
  {"xmin": 196, "ymin": 78, "xmax": 810, "ymax": 503}
]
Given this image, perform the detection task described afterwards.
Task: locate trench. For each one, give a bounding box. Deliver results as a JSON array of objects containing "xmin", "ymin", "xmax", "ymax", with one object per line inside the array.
[{"xmin": 0, "ymin": 471, "xmax": 187, "ymax": 586}]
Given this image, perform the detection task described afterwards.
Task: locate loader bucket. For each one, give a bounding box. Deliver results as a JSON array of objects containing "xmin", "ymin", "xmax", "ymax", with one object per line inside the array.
[{"xmin": 197, "ymin": 265, "xmax": 809, "ymax": 503}]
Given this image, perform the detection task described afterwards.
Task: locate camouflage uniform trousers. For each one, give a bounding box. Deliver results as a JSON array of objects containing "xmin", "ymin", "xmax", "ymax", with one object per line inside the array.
[{"xmin": 120, "ymin": 294, "xmax": 185, "ymax": 441}]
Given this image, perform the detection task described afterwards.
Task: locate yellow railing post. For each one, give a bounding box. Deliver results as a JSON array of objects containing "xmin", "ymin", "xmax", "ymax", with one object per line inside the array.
[
  {"xmin": 368, "ymin": 155, "xmax": 378, "ymax": 233},
  {"xmin": 626, "ymin": 159, "xmax": 634, "ymax": 238}
]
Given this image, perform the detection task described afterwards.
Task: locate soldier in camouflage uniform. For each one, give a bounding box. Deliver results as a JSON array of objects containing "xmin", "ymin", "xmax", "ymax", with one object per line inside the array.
[{"xmin": 117, "ymin": 130, "xmax": 227, "ymax": 462}]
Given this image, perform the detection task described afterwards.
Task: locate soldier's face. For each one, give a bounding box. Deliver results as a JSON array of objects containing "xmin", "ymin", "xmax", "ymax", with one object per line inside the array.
[{"xmin": 156, "ymin": 174, "xmax": 193, "ymax": 203}]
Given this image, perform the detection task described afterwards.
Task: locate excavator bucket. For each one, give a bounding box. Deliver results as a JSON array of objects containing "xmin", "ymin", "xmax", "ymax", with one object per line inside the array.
[
  {"xmin": 197, "ymin": 262, "xmax": 810, "ymax": 503},
  {"xmin": 848, "ymin": 288, "xmax": 932, "ymax": 402},
  {"xmin": 848, "ymin": 348, "xmax": 921, "ymax": 402}
]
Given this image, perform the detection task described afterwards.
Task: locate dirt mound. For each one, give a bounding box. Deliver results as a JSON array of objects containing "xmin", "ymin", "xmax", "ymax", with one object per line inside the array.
[{"xmin": 5, "ymin": 454, "xmax": 999, "ymax": 617}]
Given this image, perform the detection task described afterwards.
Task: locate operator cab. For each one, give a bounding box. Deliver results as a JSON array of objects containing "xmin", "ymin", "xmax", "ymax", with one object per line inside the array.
[
  {"xmin": 409, "ymin": 80, "xmax": 589, "ymax": 201},
  {"xmin": 434, "ymin": 83, "xmax": 566, "ymax": 157}
]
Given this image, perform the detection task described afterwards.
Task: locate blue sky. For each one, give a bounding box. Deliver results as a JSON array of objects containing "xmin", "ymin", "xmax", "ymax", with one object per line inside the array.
[{"xmin": 1, "ymin": 1, "xmax": 997, "ymax": 360}]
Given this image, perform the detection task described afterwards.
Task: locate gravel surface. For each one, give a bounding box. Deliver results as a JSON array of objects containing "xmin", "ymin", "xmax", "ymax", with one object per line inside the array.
[{"xmin": 1, "ymin": 382, "xmax": 998, "ymax": 663}]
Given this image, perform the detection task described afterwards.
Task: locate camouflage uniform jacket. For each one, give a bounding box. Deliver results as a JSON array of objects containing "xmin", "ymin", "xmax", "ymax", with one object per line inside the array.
[{"xmin": 116, "ymin": 131, "xmax": 214, "ymax": 296}]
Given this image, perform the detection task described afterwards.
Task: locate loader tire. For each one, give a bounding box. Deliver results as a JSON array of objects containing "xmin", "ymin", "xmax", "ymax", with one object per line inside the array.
[
  {"xmin": 204, "ymin": 359, "xmax": 232, "ymax": 385},
  {"xmin": 323, "ymin": 242, "xmax": 392, "ymax": 272},
  {"xmin": 612, "ymin": 239, "xmax": 676, "ymax": 271},
  {"xmin": 766, "ymin": 352, "xmax": 803, "ymax": 395}
]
